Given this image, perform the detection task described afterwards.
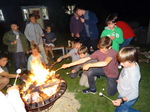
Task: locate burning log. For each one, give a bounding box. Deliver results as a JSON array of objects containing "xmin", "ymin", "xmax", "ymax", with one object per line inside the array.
[{"xmin": 30, "ymin": 81, "xmax": 59, "ymax": 93}]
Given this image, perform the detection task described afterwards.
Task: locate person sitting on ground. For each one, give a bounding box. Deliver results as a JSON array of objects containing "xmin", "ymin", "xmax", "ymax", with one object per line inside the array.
[
  {"xmin": 112, "ymin": 46, "xmax": 141, "ymax": 112},
  {"xmin": 72, "ymin": 46, "xmax": 98, "ymax": 87},
  {"xmin": 27, "ymin": 44, "xmax": 46, "ymax": 73},
  {"xmin": 62, "ymin": 36, "xmax": 118, "ymax": 96},
  {"xmin": 57, "ymin": 38, "xmax": 82, "ymax": 78},
  {"xmin": 43, "ymin": 25, "xmax": 57, "ymax": 59},
  {"xmin": 0, "ymin": 53, "xmax": 20, "ymax": 90},
  {"xmin": 0, "ymin": 85, "xmax": 26, "ymax": 112}
]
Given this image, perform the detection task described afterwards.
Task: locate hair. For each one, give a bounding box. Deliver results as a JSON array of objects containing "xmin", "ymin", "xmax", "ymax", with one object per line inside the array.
[
  {"xmin": 117, "ymin": 46, "xmax": 138, "ymax": 63},
  {"xmin": 73, "ymin": 37, "xmax": 82, "ymax": 44},
  {"xmin": 105, "ymin": 13, "xmax": 118, "ymax": 25},
  {"xmin": 10, "ymin": 21, "xmax": 19, "ymax": 26},
  {"xmin": 97, "ymin": 36, "xmax": 112, "ymax": 49},
  {"xmin": 0, "ymin": 53, "xmax": 8, "ymax": 60},
  {"xmin": 45, "ymin": 25, "xmax": 51, "ymax": 29},
  {"xmin": 30, "ymin": 44, "xmax": 39, "ymax": 52},
  {"xmin": 29, "ymin": 14, "xmax": 36, "ymax": 19},
  {"xmin": 74, "ymin": 5, "xmax": 85, "ymax": 12},
  {"xmin": 78, "ymin": 46, "xmax": 88, "ymax": 54}
]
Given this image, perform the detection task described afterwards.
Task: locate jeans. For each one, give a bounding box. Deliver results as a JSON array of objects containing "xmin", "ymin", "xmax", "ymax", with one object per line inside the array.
[
  {"xmin": 12, "ymin": 52, "xmax": 27, "ymax": 71},
  {"xmin": 85, "ymin": 68, "xmax": 117, "ymax": 96},
  {"xmin": 120, "ymin": 37, "xmax": 134, "ymax": 49},
  {"xmin": 115, "ymin": 97, "xmax": 140, "ymax": 112}
]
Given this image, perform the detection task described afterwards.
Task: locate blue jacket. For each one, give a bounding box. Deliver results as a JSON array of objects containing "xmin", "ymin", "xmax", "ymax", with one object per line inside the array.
[{"xmin": 80, "ymin": 10, "xmax": 99, "ymax": 41}]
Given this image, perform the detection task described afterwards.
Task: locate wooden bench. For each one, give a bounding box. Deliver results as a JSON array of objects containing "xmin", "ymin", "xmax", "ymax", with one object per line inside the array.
[{"xmin": 52, "ymin": 46, "xmax": 65, "ymax": 55}]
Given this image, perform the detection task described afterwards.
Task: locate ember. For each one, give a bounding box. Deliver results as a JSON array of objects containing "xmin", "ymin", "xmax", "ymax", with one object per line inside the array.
[{"xmin": 20, "ymin": 60, "xmax": 67, "ymax": 111}]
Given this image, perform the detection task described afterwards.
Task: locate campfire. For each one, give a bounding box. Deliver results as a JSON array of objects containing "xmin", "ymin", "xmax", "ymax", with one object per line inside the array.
[{"xmin": 20, "ymin": 61, "xmax": 67, "ymax": 112}]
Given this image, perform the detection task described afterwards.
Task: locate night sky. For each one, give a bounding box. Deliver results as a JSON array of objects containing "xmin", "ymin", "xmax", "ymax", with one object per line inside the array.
[{"xmin": 63, "ymin": 0, "xmax": 150, "ymax": 26}]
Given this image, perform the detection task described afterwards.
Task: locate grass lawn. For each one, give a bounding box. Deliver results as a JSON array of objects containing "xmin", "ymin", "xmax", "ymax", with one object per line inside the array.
[{"xmin": 2, "ymin": 33, "xmax": 150, "ymax": 112}]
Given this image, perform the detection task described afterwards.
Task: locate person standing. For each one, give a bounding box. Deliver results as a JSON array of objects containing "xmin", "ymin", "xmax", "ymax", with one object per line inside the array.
[
  {"xmin": 74, "ymin": 6, "xmax": 99, "ymax": 54},
  {"xmin": 107, "ymin": 13, "xmax": 136, "ymax": 49},
  {"xmin": 70, "ymin": 11, "xmax": 84, "ymax": 38},
  {"xmin": 3, "ymin": 22, "xmax": 29, "ymax": 71},
  {"xmin": 100, "ymin": 15, "xmax": 124, "ymax": 52},
  {"xmin": 24, "ymin": 14, "xmax": 49, "ymax": 65}
]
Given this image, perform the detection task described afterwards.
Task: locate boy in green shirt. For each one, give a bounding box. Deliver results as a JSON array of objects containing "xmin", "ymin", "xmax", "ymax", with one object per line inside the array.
[{"xmin": 101, "ymin": 15, "xmax": 124, "ymax": 52}]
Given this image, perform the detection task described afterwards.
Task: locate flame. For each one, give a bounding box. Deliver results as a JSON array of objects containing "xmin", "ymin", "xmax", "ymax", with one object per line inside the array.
[{"xmin": 21, "ymin": 60, "xmax": 60, "ymax": 102}]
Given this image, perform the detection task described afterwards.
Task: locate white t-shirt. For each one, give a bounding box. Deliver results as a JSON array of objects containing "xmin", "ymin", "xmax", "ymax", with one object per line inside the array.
[
  {"xmin": 0, "ymin": 67, "xmax": 4, "ymax": 73},
  {"xmin": 68, "ymin": 48, "xmax": 80, "ymax": 62},
  {"xmin": 0, "ymin": 90, "xmax": 26, "ymax": 112}
]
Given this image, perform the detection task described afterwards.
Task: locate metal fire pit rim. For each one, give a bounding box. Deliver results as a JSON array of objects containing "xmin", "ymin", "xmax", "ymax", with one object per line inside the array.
[{"xmin": 23, "ymin": 77, "xmax": 67, "ymax": 112}]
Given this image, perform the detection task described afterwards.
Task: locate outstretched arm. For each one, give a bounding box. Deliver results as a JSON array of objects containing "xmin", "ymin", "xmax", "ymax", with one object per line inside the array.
[
  {"xmin": 62, "ymin": 57, "xmax": 91, "ymax": 68},
  {"xmin": 83, "ymin": 56, "xmax": 113, "ymax": 70}
]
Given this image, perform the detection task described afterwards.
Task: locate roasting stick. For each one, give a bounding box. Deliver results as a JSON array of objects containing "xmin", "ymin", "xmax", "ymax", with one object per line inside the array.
[
  {"xmin": 99, "ymin": 92, "xmax": 113, "ymax": 102},
  {"xmin": 13, "ymin": 69, "xmax": 21, "ymax": 86},
  {"xmin": 55, "ymin": 67, "xmax": 63, "ymax": 72},
  {"xmin": 49, "ymin": 61, "xmax": 58, "ymax": 71}
]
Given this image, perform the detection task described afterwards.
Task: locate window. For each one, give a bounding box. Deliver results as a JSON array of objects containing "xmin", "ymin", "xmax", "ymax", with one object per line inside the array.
[
  {"xmin": 21, "ymin": 6, "xmax": 49, "ymax": 21},
  {"xmin": 0, "ymin": 10, "xmax": 5, "ymax": 21}
]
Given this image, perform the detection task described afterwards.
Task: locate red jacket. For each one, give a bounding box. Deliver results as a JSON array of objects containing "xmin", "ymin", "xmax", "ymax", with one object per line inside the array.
[{"xmin": 116, "ymin": 21, "xmax": 135, "ymax": 39}]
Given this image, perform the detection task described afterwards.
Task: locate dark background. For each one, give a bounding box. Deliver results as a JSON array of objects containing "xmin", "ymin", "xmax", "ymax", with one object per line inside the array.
[{"xmin": 0, "ymin": 0, "xmax": 149, "ymax": 51}]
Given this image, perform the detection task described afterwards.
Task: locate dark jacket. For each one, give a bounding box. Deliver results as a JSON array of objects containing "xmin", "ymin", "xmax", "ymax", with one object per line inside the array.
[
  {"xmin": 3, "ymin": 30, "xmax": 29, "ymax": 53},
  {"xmin": 80, "ymin": 10, "xmax": 99, "ymax": 41}
]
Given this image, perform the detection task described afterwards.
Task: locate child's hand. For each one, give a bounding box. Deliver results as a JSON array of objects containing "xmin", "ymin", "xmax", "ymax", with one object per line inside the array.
[
  {"xmin": 71, "ymin": 70, "xmax": 76, "ymax": 73},
  {"xmin": 62, "ymin": 64, "xmax": 69, "ymax": 69},
  {"xmin": 31, "ymin": 41, "xmax": 34, "ymax": 45},
  {"xmin": 82, "ymin": 64, "xmax": 90, "ymax": 70},
  {"xmin": 57, "ymin": 57, "xmax": 62, "ymax": 62},
  {"xmin": 110, "ymin": 36, "xmax": 116, "ymax": 40},
  {"xmin": 41, "ymin": 34, "xmax": 45, "ymax": 37},
  {"xmin": 7, "ymin": 85, "xmax": 19, "ymax": 93},
  {"xmin": 112, "ymin": 99, "xmax": 122, "ymax": 106}
]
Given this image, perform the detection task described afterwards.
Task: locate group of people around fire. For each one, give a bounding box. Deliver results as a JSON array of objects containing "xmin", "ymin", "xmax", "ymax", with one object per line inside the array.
[{"xmin": 0, "ymin": 5, "xmax": 140, "ymax": 112}]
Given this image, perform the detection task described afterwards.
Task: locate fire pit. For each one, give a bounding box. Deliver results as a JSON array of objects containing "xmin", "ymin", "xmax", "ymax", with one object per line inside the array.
[{"xmin": 20, "ymin": 61, "xmax": 67, "ymax": 112}]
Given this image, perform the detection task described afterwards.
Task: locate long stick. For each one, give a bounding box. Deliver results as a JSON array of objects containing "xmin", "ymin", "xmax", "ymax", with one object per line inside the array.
[
  {"xmin": 13, "ymin": 69, "xmax": 21, "ymax": 86},
  {"xmin": 99, "ymin": 92, "xmax": 113, "ymax": 102},
  {"xmin": 102, "ymin": 94, "xmax": 113, "ymax": 102},
  {"xmin": 49, "ymin": 61, "xmax": 58, "ymax": 71},
  {"xmin": 13, "ymin": 74, "xmax": 19, "ymax": 86},
  {"xmin": 55, "ymin": 67, "xmax": 63, "ymax": 72}
]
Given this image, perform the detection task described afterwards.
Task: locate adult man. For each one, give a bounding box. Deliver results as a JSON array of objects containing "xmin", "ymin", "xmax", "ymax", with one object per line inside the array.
[{"xmin": 74, "ymin": 6, "xmax": 99, "ymax": 53}]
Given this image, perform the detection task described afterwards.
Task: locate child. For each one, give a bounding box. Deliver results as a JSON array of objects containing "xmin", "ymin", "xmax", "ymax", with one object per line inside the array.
[
  {"xmin": 3, "ymin": 22, "xmax": 29, "ymax": 71},
  {"xmin": 27, "ymin": 44, "xmax": 46, "ymax": 73},
  {"xmin": 112, "ymin": 46, "xmax": 141, "ymax": 112},
  {"xmin": 0, "ymin": 53, "xmax": 20, "ymax": 90},
  {"xmin": 62, "ymin": 36, "xmax": 118, "ymax": 96},
  {"xmin": 44, "ymin": 26, "xmax": 57, "ymax": 59},
  {"xmin": 24, "ymin": 14, "xmax": 48, "ymax": 65},
  {"xmin": 100, "ymin": 15, "xmax": 124, "ymax": 52},
  {"xmin": 57, "ymin": 38, "xmax": 82, "ymax": 78},
  {"xmin": 73, "ymin": 46, "xmax": 97, "ymax": 87},
  {"xmin": 0, "ymin": 85, "xmax": 26, "ymax": 112}
]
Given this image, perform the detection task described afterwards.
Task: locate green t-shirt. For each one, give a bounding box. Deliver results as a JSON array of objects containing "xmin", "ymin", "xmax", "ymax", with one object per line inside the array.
[{"xmin": 100, "ymin": 26, "xmax": 124, "ymax": 52}]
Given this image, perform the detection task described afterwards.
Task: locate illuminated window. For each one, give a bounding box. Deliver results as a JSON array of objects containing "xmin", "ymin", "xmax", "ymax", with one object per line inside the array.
[
  {"xmin": 21, "ymin": 6, "xmax": 49, "ymax": 21},
  {"xmin": 0, "ymin": 10, "xmax": 5, "ymax": 21}
]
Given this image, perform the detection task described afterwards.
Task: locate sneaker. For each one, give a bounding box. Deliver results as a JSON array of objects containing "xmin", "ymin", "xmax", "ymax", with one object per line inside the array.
[{"xmin": 82, "ymin": 88, "xmax": 96, "ymax": 94}]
